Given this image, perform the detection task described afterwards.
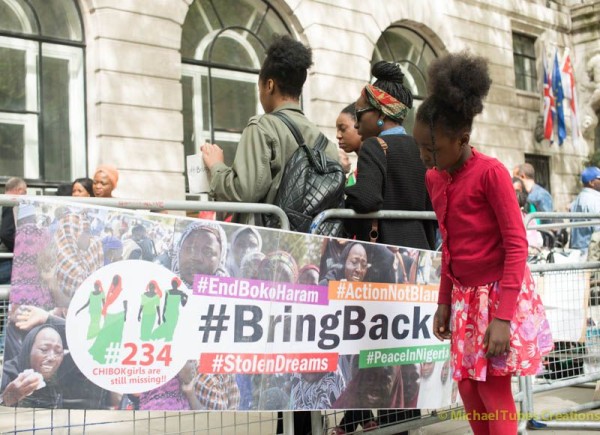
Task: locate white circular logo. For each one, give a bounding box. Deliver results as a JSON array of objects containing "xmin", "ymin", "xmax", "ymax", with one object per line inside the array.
[{"xmin": 66, "ymin": 260, "xmax": 192, "ymax": 394}]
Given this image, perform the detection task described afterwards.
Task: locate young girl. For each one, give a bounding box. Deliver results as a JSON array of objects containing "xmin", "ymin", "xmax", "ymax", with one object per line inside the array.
[{"xmin": 412, "ymin": 52, "xmax": 553, "ymax": 434}]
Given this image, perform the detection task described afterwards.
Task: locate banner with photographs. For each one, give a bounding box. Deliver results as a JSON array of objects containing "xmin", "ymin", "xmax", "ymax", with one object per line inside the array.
[{"xmin": 0, "ymin": 198, "xmax": 456, "ymax": 411}]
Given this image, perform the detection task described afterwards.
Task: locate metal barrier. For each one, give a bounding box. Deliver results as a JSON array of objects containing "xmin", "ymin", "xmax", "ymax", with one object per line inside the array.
[
  {"xmin": 0, "ymin": 195, "xmax": 290, "ymax": 231},
  {"xmin": 524, "ymin": 212, "xmax": 600, "ymax": 231},
  {"xmin": 309, "ymin": 209, "xmax": 437, "ymax": 235},
  {"xmin": 521, "ymin": 260, "xmax": 600, "ymax": 431},
  {"xmin": 308, "ymin": 209, "xmax": 600, "ymax": 434},
  {"xmin": 3, "ymin": 201, "xmax": 600, "ymax": 434}
]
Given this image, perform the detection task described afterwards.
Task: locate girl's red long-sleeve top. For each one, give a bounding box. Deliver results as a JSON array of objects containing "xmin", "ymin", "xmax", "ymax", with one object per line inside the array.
[{"xmin": 425, "ymin": 149, "xmax": 528, "ymax": 320}]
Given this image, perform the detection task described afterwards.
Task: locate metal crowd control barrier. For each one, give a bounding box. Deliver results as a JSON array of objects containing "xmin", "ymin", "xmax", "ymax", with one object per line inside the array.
[
  {"xmin": 309, "ymin": 209, "xmax": 600, "ymax": 434},
  {"xmin": 0, "ymin": 194, "xmax": 290, "ymax": 231},
  {"xmin": 309, "ymin": 209, "xmax": 437, "ymax": 235},
  {"xmin": 0, "ymin": 195, "xmax": 292, "ymax": 434},
  {"xmin": 522, "ymin": 260, "xmax": 600, "ymax": 431},
  {"xmin": 3, "ymin": 199, "xmax": 600, "ymax": 434}
]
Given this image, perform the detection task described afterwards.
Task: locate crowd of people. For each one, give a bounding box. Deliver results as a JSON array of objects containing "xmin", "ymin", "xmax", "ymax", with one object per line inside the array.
[{"xmin": 1, "ymin": 33, "xmax": 599, "ymax": 435}]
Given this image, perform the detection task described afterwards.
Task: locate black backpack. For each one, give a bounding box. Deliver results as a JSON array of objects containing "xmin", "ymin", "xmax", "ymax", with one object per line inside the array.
[{"xmin": 264, "ymin": 111, "xmax": 345, "ymax": 236}]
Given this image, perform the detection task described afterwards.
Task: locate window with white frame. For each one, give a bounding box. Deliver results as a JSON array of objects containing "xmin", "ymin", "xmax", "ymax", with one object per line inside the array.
[
  {"xmin": 0, "ymin": 0, "xmax": 85, "ymax": 185},
  {"xmin": 181, "ymin": 0, "xmax": 291, "ymax": 176},
  {"xmin": 372, "ymin": 26, "xmax": 438, "ymax": 135}
]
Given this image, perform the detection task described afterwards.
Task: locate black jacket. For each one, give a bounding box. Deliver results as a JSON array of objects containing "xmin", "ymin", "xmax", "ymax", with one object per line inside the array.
[{"xmin": 345, "ymin": 134, "xmax": 436, "ymax": 250}]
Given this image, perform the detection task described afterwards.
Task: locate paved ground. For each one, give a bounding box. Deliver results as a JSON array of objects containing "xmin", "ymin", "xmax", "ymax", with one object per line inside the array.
[
  {"xmin": 417, "ymin": 385, "xmax": 600, "ymax": 435},
  {"xmin": 1, "ymin": 380, "xmax": 598, "ymax": 434}
]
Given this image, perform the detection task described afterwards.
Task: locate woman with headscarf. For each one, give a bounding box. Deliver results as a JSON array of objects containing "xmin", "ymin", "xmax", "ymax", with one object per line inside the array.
[
  {"xmin": 344, "ymin": 61, "xmax": 436, "ymax": 250},
  {"xmin": 93, "ymin": 164, "xmax": 119, "ymax": 198},
  {"xmin": 140, "ymin": 222, "xmax": 238, "ymax": 410},
  {"xmin": 1, "ymin": 325, "xmax": 65, "ymax": 408},
  {"xmin": 297, "ymin": 264, "xmax": 319, "ymax": 285},
  {"xmin": 172, "ymin": 221, "xmax": 229, "ymax": 288},
  {"xmin": 137, "ymin": 280, "xmax": 162, "ymax": 341},
  {"xmin": 257, "ymin": 250, "xmax": 298, "ymax": 284},
  {"xmin": 75, "ymin": 280, "xmax": 105, "ymax": 340},
  {"xmin": 152, "ymin": 277, "xmax": 188, "ymax": 342},
  {"xmin": 319, "ymin": 242, "xmax": 369, "ymax": 286},
  {"xmin": 225, "ymin": 227, "xmax": 262, "ymax": 277},
  {"xmin": 239, "ymin": 251, "xmax": 266, "ymax": 280},
  {"xmin": 88, "ymin": 274, "xmax": 128, "ymax": 364}
]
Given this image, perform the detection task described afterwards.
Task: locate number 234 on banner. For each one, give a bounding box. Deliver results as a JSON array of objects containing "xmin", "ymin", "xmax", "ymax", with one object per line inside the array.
[{"xmin": 66, "ymin": 261, "xmax": 193, "ymax": 394}]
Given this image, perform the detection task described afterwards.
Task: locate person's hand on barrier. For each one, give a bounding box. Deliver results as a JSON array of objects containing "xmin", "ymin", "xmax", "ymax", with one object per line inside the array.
[
  {"xmin": 201, "ymin": 143, "xmax": 224, "ymax": 170},
  {"xmin": 1, "ymin": 370, "xmax": 43, "ymax": 406},
  {"xmin": 484, "ymin": 318, "xmax": 511, "ymax": 358},
  {"xmin": 433, "ymin": 304, "xmax": 451, "ymax": 341},
  {"xmin": 14, "ymin": 305, "xmax": 49, "ymax": 331}
]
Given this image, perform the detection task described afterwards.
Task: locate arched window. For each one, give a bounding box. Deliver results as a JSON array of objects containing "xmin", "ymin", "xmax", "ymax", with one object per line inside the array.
[
  {"xmin": 0, "ymin": 0, "xmax": 85, "ymax": 185},
  {"xmin": 181, "ymin": 0, "xmax": 291, "ymax": 172},
  {"xmin": 372, "ymin": 26, "xmax": 437, "ymax": 134}
]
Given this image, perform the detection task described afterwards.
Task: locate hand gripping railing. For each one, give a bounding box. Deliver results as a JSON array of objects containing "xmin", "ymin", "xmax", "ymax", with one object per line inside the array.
[{"xmin": 309, "ymin": 209, "xmax": 437, "ymax": 235}]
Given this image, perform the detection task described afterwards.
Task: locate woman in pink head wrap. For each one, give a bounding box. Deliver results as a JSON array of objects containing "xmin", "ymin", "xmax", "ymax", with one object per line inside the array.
[{"xmin": 93, "ymin": 165, "xmax": 119, "ymax": 198}]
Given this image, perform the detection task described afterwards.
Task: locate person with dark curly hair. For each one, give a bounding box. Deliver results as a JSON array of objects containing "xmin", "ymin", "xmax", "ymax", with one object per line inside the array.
[
  {"xmin": 201, "ymin": 35, "xmax": 338, "ymax": 226},
  {"xmin": 344, "ymin": 61, "xmax": 436, "ymax": 250},
  {"xmin": 413, "ymin": 51, "xmax": 553, "ymax": 435}
]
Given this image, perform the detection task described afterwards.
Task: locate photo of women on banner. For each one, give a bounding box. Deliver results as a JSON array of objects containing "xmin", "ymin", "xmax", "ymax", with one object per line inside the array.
[{"xmin": 1, "ymin": 197, "xmax": 455, "ymax": 411}]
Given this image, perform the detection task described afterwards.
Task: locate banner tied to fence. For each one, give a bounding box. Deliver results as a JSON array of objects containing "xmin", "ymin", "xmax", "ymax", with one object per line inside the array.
[{"xmin": 0, "ymin": 198, "xmax": 455, "ymax": 411}]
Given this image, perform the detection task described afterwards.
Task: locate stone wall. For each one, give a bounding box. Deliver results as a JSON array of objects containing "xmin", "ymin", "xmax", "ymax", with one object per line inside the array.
[{"xmin": 77, "ymin": 0, "xmax": 597, "ymax": 207}]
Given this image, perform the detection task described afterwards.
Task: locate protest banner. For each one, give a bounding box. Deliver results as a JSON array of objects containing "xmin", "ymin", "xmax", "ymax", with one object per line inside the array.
[{"xmin": 0, "ymin": 198, "xmax": 455, "ymax": 411}]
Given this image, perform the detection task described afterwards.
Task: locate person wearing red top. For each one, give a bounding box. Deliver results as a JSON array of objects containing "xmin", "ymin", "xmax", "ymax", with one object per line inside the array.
[{"xmin": 413, "ymin": 52, "xmax": 553, "ymax": 435}]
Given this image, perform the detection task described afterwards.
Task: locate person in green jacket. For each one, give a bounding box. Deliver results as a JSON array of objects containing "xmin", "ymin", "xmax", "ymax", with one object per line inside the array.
[{"xmin": 201, "ymin": 35, "xmax": 339, "ymax": 226}]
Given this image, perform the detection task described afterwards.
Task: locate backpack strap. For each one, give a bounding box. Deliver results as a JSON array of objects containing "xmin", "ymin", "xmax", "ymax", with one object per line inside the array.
[
  {"xmin": 271, "ymin": 111, "xmax": 306, "ymax": 148},
  {"xmin": 271, "ymin": 110, "xmax": 329, "ymax": 151},
  {"xmin": 272, "ymin": 110, "xmax": 328, "ymax": 168}
]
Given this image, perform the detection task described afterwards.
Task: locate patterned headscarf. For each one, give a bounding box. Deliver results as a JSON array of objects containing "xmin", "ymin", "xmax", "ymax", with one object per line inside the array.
[
  {"xmin": 171, "ymin": 221, "xmax": 229, "ymax": 284},
  {"xmin": 362, "ymin": 84, "xmax": 409, "ymax": 123}
]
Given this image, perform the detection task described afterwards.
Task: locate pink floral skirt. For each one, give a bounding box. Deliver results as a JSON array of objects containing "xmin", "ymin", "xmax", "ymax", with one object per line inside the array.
[{"xmin": 450, "ymin": 269, "xmax": 553, "ymax": 381}]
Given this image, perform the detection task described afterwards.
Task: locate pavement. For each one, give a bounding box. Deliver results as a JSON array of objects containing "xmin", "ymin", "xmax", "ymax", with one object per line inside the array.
[
  {"xmin": 1, "ymin": 354, "xmax": 599, "ymax": 435},
  {"xmin": 2, "ymin": 386, "xmax": 598, "ymax": 434},
  {"xmin": 416, "ymin": 385, "xmax": 600, "ymax": 435}
]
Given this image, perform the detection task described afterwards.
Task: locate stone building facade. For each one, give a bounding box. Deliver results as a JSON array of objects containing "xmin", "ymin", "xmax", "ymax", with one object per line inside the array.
[{"xmin": 1, "ymin": 0, "xmax": 599, "ymax": 209}]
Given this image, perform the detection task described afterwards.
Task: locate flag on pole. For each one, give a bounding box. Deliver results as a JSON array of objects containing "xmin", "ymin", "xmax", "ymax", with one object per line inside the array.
[
  {"xmin": 561, "ymin": 50, "xmax": 580, "ymax": 147},
  {"xmin": 552, "ymin": 50, "xmax": 567, "ymax": 146},
  {"xmin": 542, "ymin": 51, "xmax": 554, "ymax": 143}
]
